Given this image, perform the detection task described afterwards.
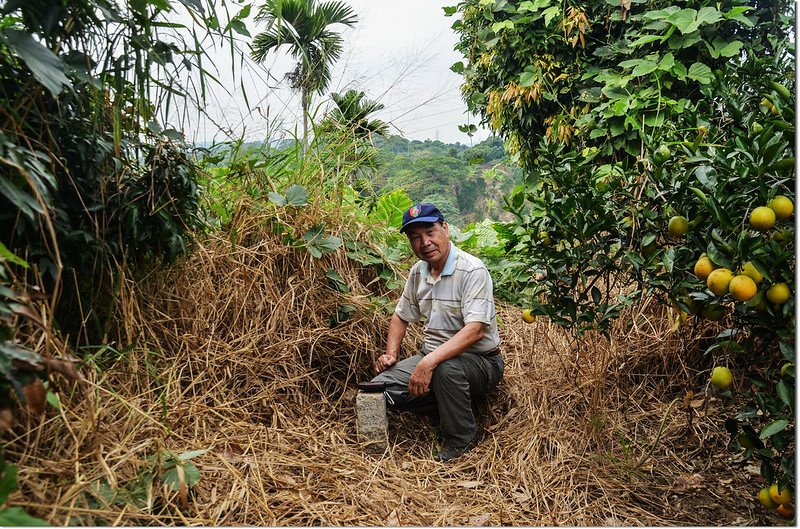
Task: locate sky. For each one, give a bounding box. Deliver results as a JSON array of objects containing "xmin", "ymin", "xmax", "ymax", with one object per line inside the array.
[{"xmin": 184, "ymin": 0, "xmax": 491, "ymax": 146}]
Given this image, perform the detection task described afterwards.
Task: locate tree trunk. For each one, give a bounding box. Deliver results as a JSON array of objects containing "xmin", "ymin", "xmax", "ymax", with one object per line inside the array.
[{"xmin": 301, "ymin": 89, "xmax": 309, "ymax": 153}]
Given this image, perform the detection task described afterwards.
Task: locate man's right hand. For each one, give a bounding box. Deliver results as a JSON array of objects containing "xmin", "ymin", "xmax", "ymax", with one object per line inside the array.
[{"xmin": 374, "ymin": 354, "xmax": 397, "ymax": 374}]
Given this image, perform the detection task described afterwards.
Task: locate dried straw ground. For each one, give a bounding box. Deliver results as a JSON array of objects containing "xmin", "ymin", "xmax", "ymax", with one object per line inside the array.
[{"xmin": 4, "ymin": 209, "xmax": 789, "ymax": 526}]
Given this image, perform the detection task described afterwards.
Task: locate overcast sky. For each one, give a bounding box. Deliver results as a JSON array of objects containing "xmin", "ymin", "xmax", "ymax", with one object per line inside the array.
[{"xmin": 185, "ymin": 0, "xmax": 491, "ymax": 146}]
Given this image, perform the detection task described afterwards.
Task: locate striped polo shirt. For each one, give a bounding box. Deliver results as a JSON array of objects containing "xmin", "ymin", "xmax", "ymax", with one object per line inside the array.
[{"xmin": 395, "ymin": 242, "xmax": 501, "ymax": 355}]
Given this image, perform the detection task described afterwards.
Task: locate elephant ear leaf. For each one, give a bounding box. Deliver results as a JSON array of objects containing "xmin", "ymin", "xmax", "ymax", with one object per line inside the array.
[{"xmin": 1, "ymin": 29, "xmax": 72, "ymax": 97}]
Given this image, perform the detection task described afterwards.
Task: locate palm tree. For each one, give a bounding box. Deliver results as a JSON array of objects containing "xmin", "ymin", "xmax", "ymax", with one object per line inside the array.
[
  {"xmin": 321, "ymin": 90, "xmax": 389, "ymax": 193},
  {"xmin": 324, "ymin": 89, "xmax": 389, "ymax": 140},
  {"xmin": 250, "ymin": 0, "xmax": 357, "ymax": 149}
]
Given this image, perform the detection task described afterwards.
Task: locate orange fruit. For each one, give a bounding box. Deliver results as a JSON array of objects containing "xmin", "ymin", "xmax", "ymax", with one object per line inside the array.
[
  {"xmin": 740, "ymin": 262, "xmax": 764, "ymax": 284},
  {"xmin": 766, "ymin": 283, "xmax": 791, "ymax": 305},
  {"xmin": 694, "ymin": 256, "xmax": 716, "ymax": 280},
  {"xmin": 710, "ymin": 366, "xmax": 733, "ymax": 389},
  {"xmin": 770, "ymin": 483, "xmax": 794, "ymax": 505},
  {"xmin": 707, "ymin": 268, "xmax": 734, "ymax": 296},
  {"xmin": 729, "ymin": 275, "xmax": 757, "ymax": 302},
  {"xmin": 522, "ymin": 309, "xmax": 536, "ymax": 324},
  {"xmin": 768, "ymin": 195, "xmax": 794, "ymax": 221},
  {"xmin": 776, "ymin": 504, "xmax": 795, "ymax": 519},
  {"xmin": 667, "ymin": 215, "xmax": 689, "ymax": 236},
  {"xmin": 759, "ymin": 487, "xmax": 777, "ymax": 509},
  {"xmin": 750, "ymin": 206, "xmax": 776, "ymax": 231}
]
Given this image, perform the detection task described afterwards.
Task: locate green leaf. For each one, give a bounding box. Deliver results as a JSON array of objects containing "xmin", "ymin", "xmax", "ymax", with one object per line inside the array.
[
  {"xmin": 0, "ymin": 507, "xmax": 49, "ymax": 526},
  {"xmin": 160, "ymin": 462, "xmax": 201, "ymax": 491},
  {"xmin": 268, "ymin": 192, "xmax": 287, "ymax": 206},
  {"xmin": 285, "ymin": 185, "xmax": 308, "ymax": 206},
  {"xmin": 0, "ymin": 463, "xmax": 18, "ymax": 505},
  {"xmin": 715, "ymin": 40, "xmax": 743, "ymax": 58},
  {"xmin": 657, "ymin": 53, "xmax": 675, "ymax": 71},
  {"xmin": 630, "ymin": 34, "xmax": 663, "ymax": 47},
  {"xmin": 667, "ymin": 8, "xmax": 699, "ymax": 34},
  {"xmin": 519, "ymin": 69, "xmax": 536, "ymax": 87},
  {"xmin": 724, "ymin": 6, "xmax": 755, "ymax": 26},
  {"xmin": 542, "ymin": 5, "xmax": 560, "ymax": 26},
  {"xmin": 696, "ymin": 7, "xmax": 723, "ymax": 26},
  {"xmin": 176, "ymin": 449, "xmax": 207, "ymax": 461},
  {"xmin": 1, "ymin": 30, "xmax": 71, "ymax": 97},
  {"xmin": 687, "ymin": 62, "xmax": 713, "ymax": 84},
  {"xmin": 759, "ymin": 420, "xmax": 788, "ymax": 439},
  {"xmin": 776, "ymin": 380, "xmax": 792, "ymax": 407},
  {"xmin": 632, "ymin": 60, "xmax": 658, "ymax": 77},
  {"xmin": 0, "ymin": 242, "xmax": 28, "ymax": 269}
]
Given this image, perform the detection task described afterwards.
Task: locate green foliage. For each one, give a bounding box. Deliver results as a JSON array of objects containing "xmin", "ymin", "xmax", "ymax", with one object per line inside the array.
[
  {"xmin": 0, "ymin": 0, "xmax": 218, "ymax": 351},
  {"xmin": 0, "ymin": 458, "xmax": 48, "ymax": 525},
  {"xmin": 453, "ymin": 0, "xmax": 795, "ymax": 496}
]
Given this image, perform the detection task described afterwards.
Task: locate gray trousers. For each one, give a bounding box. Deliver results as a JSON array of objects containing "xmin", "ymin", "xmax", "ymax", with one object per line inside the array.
[{"xmin": 371, "ymin": 352, "xmax": 504, "ymax": 448}]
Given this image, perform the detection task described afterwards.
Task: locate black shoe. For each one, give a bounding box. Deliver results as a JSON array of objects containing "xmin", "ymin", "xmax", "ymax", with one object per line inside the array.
[{"xmin": 434, "ymin": 439, "xmax": 477, "ymax": 462}]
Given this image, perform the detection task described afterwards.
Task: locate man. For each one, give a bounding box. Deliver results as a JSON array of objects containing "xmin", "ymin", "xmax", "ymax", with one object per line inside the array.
[{"xmin": 371, "ymin": 203, "xmax": 503, "ymax": 461}]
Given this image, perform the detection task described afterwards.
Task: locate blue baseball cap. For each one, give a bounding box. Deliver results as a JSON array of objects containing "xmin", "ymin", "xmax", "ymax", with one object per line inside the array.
[{"xmin": 400, "ymin": 203, "xmax": 445, "ymax": 233}]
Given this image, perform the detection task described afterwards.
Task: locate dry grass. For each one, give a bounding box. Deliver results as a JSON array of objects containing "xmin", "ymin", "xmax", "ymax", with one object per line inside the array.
[{"xmin": 2, "ymin": 207, "xmax": 785, "ymax": 526}]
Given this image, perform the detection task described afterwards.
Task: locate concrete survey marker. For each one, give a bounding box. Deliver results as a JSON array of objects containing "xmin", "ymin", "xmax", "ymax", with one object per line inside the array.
[{"xmin": 355, "ymin": 391, "xmax": 387, "ymax": 453}]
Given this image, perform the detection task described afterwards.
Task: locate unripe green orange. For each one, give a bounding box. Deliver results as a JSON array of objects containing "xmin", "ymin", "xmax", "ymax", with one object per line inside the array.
[
  {"xmin": 710, "ymin": 366, "xmax": 733, "ymax": 389},
  {"xmin": 667, "ymin": 215, "xmax": 689, "ymax": 237}
]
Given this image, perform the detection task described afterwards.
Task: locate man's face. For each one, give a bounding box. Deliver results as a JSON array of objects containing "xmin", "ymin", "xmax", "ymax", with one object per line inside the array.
[{"xmin": 406, "ymin": 222, "xmax": 450, "ymax": 266}]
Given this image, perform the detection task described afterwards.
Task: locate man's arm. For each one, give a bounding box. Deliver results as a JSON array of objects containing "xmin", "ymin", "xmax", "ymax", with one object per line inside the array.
[
  {"xmin": 407, "ymin": 321, "xmax": 485, "ymax": 397},
  {"xmin": 374, "ymin": 313, "xmax": 409, "ymax": 374}
]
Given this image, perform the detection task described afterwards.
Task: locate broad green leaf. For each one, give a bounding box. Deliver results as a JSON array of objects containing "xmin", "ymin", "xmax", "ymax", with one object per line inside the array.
[
  {"xmin": 0, "ymin": 507, "xmax": 49, "ymax": 526},
  {"xmin": 285, "ymin": 185, "xmax": 308, "ymax": 206},
  {"xmin": 1, "ymin": 30, "xmax": 71, "ymax": 97},
  {"xmin": 632, "ymin": 60, "xmax": 658, "ymax": 77},
  {"xmin": 667, "ymin": 8, "xmax": 698, "ymax": 34},
  {"xmin": 268, "ymin": 192, "xmax": 287, "ymax": 206},
  {"xmin": 687, "ymin": 62, "xmax": 713, "ymax": 84},
  {"xmin": 160, "ymin": 462, "xmax": 201, "ymax": 491},
  {"xmin": 630, "ymin": 34, "xmax": 663, "ymax": 47},
  {"xmin": 696, "ymin": 7, "xmax": 723, "ymax": 26},
  {"xmin": 519, "ymin": 70, "xmax": 536, "ymax": 87},
  {"xmin": 177, "ymin": 449, "xmax": 208, "ymax": 461},
  {"xmin": 716, "ymin": 40, "xmax": 743, "ymax": 58},
  {"xmin": 724, "ymin": 6, "xmax": 755, "ymax": 26},
  {"xmin": 542, "ymin": 5, "xmax": 560, "ymax": 26},
  {"xmin": 658, "ymin": 53, "xmax": 675, "ymax": 71},
  {"xmin": 759, "ymin": 420, "xmax": 788, "ymax": 439}
]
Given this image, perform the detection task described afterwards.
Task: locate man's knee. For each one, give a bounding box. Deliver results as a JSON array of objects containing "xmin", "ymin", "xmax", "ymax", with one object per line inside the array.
[{"xmin": 431, "ymin": 357, "xmax": 465, "ymax": 388}]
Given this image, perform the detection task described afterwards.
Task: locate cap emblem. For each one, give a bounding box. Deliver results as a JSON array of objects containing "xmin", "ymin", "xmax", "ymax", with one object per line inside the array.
[{"xmin": 409, "ymin": 206, "xmax": 420, "ymax": 218}]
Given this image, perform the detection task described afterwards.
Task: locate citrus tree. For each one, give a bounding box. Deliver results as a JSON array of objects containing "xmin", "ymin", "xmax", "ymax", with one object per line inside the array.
[{"xmin": 449, "ymin": 0, "xmax": 795, "ymax": 511}]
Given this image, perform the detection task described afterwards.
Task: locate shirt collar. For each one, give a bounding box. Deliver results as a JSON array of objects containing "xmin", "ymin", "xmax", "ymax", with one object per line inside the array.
[{"xmin": 421, "ymin": 242, "xmax": 458, "ymax": 280}]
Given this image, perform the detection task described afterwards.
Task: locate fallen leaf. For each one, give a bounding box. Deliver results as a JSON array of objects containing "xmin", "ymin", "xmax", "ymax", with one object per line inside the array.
[
  {"xmin": 0, "ymin": 409, "xmax": 14, "ymax": 431},
  {"xmin": 23, "ymin": 378, "xmax": 46, "ymax": 415},
  {"xmin": 468, "ymin": 513, "xmax": 491, "ymax": 526},
  {"xmin": 674, "ymin": 473, "xmax": 704, "ymax": 492},
  {"xmin": 385, "ymin": 509, "xmax": 399, "ymax": 525}
]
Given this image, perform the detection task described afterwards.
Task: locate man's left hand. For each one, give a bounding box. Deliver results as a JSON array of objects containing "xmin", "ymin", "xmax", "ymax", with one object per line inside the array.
[{"xmin": 408, "ymin": 359, "xmax": 434, "ymax": 397}]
